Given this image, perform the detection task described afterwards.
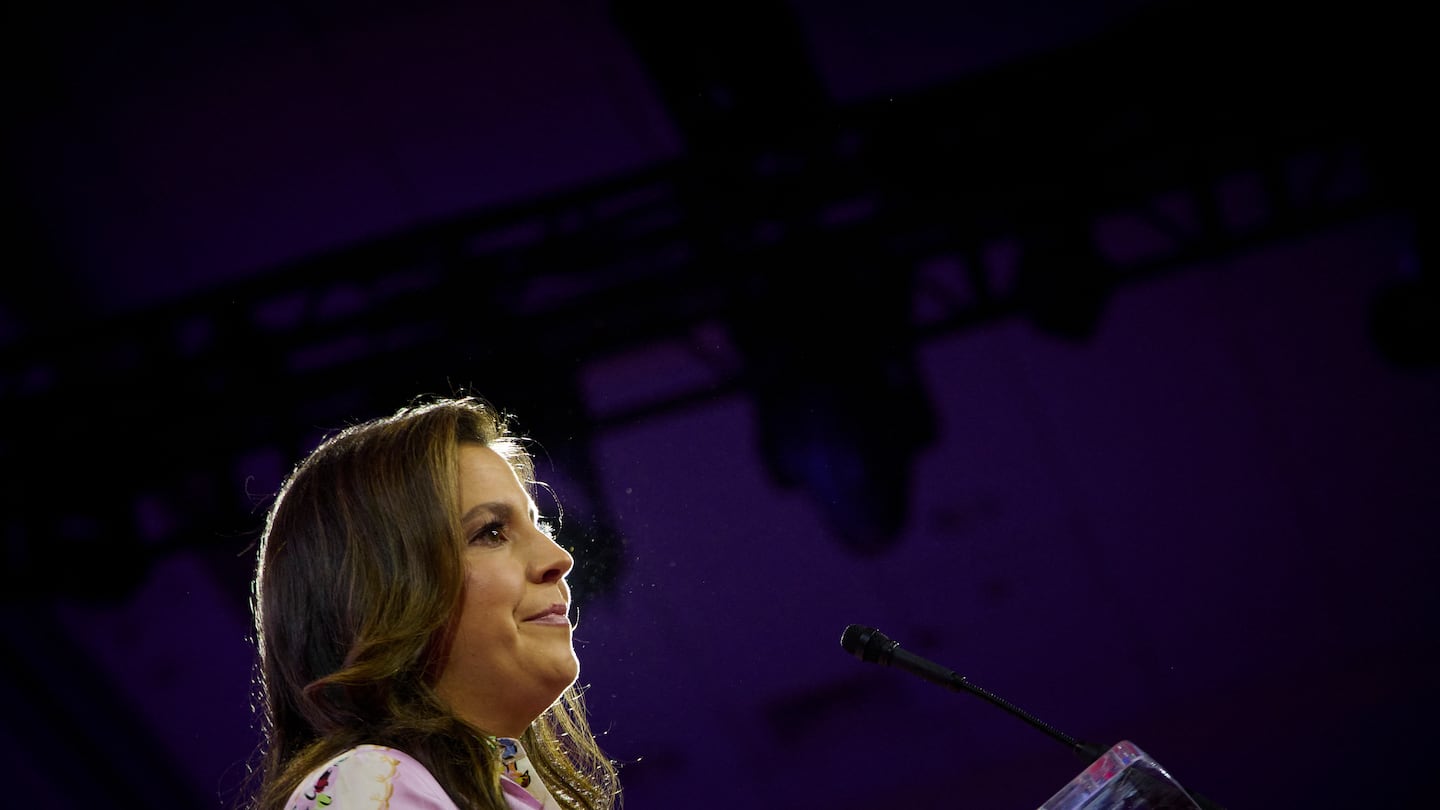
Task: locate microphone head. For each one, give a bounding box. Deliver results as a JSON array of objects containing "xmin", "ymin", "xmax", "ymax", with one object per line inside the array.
[{"xmin": 840, "ymin": 624, "xmax": 896, "ymax": 665}]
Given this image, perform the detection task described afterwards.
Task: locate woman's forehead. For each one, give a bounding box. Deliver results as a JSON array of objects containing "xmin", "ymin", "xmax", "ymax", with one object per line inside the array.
[{"xmin": 458, "ymin": 444, "xmax": 536, "ymax": 514}]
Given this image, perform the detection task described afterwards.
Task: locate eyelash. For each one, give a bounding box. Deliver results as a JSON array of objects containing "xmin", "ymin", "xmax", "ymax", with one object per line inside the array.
[
  {"xmin": 469, "ymin": 518, "xmax": 554, "ymax": 546},
  {"xmin": 470, "ymin": 522, "xmax": 508, "ymax": 546}
]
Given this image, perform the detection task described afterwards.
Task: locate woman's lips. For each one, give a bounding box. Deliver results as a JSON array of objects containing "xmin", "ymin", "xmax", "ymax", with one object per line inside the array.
[{"xmin": 524, "ymin": 604, "xmax": 570, "ymax": 626}]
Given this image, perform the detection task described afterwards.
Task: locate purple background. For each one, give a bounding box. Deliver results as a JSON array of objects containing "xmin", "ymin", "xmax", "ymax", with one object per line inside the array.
[{"xmin": 3, "ymin": 1, "xmax": 1437, "ymax": 808}]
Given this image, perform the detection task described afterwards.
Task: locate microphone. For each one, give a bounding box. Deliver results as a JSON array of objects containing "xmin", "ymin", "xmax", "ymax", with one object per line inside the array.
[
  {"xmin": 840, "ymin": 624, "xmax": 1226, "ymax": 810},
  {"xmin": 841, "ymin": 624, "xmax": 1108, "ymax": 761}
]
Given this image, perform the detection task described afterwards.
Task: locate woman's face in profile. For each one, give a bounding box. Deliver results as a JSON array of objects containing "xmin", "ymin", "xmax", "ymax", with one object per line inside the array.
[{"xmin": 434, "ymin": 444, "xmax": 579, "ymax": 737}]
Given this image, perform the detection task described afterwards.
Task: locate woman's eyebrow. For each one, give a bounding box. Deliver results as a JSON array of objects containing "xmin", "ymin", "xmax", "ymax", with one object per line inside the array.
[{"xmin": 460, "ymin": 501, "xmax": 514, "ymax": 525}]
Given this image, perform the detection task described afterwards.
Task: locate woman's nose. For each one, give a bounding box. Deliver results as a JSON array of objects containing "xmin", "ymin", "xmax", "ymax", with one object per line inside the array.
[{"xmin": 531, "ymin": 529, "xmax": 575, "ymax": 583}]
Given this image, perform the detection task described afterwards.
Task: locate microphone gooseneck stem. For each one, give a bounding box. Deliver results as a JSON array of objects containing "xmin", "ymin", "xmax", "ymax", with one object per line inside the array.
[
  {"xmin": 949, "ymin": 673, "xmax": 1108, "ymax": 762},
  {"xmin": 841, "ymin": 624, "xmax": 1224, "ymax": 809},
  {"xmin": 841, "ymin": 624, "xmax": 1106, "ymax": 763}
]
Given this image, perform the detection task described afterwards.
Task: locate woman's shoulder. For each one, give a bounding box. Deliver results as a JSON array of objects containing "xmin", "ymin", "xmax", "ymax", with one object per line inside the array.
[{"xmin": 284, "ymin": 744, "xmax": 458, "ymax": 810}]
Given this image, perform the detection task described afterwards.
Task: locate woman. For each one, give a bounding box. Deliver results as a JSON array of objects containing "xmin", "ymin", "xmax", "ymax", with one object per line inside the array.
[{"xmin": 248, "ymin": 395, "xmax": 620, "ymax": 810}]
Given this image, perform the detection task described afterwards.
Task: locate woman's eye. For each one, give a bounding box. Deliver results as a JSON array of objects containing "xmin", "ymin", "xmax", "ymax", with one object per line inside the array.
[{"xmin": 470, "ymin": 522, "xmax": 507, "ymax": 546}]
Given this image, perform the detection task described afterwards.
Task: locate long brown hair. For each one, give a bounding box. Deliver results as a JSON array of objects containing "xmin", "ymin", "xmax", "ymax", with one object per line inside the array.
[{"xmin": 248, "ymin": 395, "xmax": 619, "ymax": 810}]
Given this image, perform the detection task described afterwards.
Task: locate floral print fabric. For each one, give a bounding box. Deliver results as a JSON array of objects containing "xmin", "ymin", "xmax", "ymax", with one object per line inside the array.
[{"xmin": 285, "ymin": 741, "xmax": 554, "ymax": 810}]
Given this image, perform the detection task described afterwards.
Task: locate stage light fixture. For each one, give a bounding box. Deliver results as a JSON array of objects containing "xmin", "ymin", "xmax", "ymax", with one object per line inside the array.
[
  {"xmin": 1016, "ymin": 217, "xmax": 1113, "ymax": 343},
  {"xmin": 727, "ymin": 238, "xmax": 936, "ymax": 556}
]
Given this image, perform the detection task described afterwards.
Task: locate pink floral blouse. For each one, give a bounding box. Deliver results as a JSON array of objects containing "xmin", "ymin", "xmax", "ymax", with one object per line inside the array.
[{"xmin": 284, "ymin": 739, "xmax": 560, "ymax": 810}]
